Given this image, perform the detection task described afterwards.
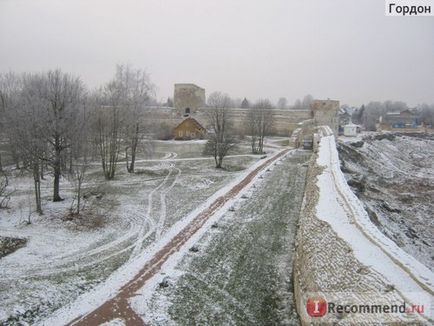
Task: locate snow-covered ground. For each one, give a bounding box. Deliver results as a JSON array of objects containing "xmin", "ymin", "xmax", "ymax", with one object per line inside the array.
[
  {"xmin": 40, "ymin": 146, "xmax": 293, "ymax": 325},
  {"xmin": 128, "ymin": 150, "xmax": 310, "ymax": 325},
  {"xmin": 0, "ymin": 139, "xmax": 277, "ymax": 324},
  {"xmin": 316, "ymin": 131, "xmax": 433, "ymax": 322}
]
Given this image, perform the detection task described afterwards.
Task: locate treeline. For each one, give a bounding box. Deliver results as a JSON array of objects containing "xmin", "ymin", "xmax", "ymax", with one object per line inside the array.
[
  {"xmin": 223, "ymin": 94, "xmax": 314, "ymax": 110},
  {"xmin": 0, "ymin": 65, "xmax": 154, "ymax": 215},
  {"xmin": 350, "ymin": 101, "xmax": 434, "ymax": 130},
  {"xmin": 165, "ymin": 94, "xmax": 314, "ymax": 110}
]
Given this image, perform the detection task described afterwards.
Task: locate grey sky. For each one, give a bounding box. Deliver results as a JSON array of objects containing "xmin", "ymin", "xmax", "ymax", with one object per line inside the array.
[{"xmin": 0, "ymin": 0, "xmax": 433, "ymax": 106}]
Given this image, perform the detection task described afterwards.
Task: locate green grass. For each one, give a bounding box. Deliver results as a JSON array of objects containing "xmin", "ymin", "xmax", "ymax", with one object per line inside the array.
[{"xmin": 153, "ymin": 152, "xmax": 311, "ymax": 325}]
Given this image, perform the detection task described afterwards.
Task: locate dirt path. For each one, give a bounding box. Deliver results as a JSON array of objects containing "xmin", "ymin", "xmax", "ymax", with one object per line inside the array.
[{"xmin": 67, "ymin": 149, "xmax": 290, "ymax": 326}]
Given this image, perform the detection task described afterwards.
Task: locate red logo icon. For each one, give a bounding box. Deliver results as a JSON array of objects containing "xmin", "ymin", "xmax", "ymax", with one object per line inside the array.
[{"xmin": 306, "ymin": 296, "xmax": 327, "ymax": 317}]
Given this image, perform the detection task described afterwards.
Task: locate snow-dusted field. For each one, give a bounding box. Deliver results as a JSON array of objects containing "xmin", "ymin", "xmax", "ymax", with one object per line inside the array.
[
  {"xmin": 129, "ymin": 150, "xmax": 310, "ymax": 325},
  {"xmin": 0, "ymin": 139, "xmax": 274, "ymax": 325}
]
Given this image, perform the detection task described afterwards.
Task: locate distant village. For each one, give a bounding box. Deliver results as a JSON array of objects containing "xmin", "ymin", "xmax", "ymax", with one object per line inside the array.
[{"xmin": 339, "ymin": 104, "xmax": 433, "ymax": 136}]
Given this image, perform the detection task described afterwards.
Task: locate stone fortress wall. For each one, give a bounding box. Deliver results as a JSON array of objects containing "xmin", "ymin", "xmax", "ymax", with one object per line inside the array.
[
  {"xmin": 173, "ymin": 83, "xmax": 205, "ymax": 116},
  {"xmin": 141, "ymin": 106, "xmax": 312, "ymax": 136},
  {"xmin": 311, "ymin": 99, "xmax": 340, "ymax": 136},
  {"xmin": 293, "ymin": 128, "xmax": 427, "ymax": 325},
  {"xmin": 142, "ymin": 84, "xmax": 338, "ymax": 137}
]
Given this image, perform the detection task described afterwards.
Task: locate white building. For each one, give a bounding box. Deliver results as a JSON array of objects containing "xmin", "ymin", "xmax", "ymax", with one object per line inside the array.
[{"xmin": 343, "ymin": 123, "xmax": 358, "ymax": 136}]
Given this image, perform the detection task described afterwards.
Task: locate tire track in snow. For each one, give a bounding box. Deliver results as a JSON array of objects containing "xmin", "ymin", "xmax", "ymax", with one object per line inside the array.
[
  {"xmin": 63, "ymin": 149, "xmax": 290, "ymax": 326},
  {"xmin": 0, "ymin": 156, "xmax": 180, "ymax": 279},
  {"xmin": 130, "ymin": 160, "xmax": 180, "ymax": 259},
  {"xmin": 154, "ymin": 168, "xmax": 181, "ymax": 240}
]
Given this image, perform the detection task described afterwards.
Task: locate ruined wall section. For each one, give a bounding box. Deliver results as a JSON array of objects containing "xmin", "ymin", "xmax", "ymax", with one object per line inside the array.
[
  {"xmin": 173, "ymin": 84, "xmax": 205, "ymax": 116},
  {"xmin": 311, "ymin": 99, "xmax": 339, "ymax": 136}
]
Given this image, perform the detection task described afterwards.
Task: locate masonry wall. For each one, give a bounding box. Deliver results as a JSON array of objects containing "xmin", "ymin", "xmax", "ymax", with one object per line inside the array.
[
  {"xmin": 293, "ymin": 134, "xmax": 424, "ymax": 325},
  {"xmin": 311, "ymin": 99, "xmax": 339, "ymax": 136},
  {"xmin": 194, "ymin": 107, "xmax": 311, "ymax": 136},
  {"xmin": 173, "ymin": 84, "xmax": 206, "ymax": 115},
  {"xmin": 140, "ymin": 107, "xmax": 312, "ymax": 137}
]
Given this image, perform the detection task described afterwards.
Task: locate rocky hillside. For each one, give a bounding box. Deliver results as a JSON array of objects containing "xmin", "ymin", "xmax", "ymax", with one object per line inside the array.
[{"xmin": 338, "ymin": 133, "xmax": 434, "ymax": 271}]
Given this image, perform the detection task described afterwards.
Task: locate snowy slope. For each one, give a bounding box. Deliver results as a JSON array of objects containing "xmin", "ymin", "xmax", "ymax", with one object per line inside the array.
[
  {"xmin": 316, "ymin": 132, "xmax": 433, "ymax": 321},
  {"xmin": 338, "ymin": 133, "xmax": 434, "ymax": 270}
]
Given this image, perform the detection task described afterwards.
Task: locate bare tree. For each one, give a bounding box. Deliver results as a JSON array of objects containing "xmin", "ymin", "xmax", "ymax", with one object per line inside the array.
[
  {"xmin": 420, "ymin": 104, "xmax": 434, "ymax": 126},
  {"xmin": 92, "ymin": 88, "xmax": 123, "ymax": 179},
  {"xmin": 0, "ymin": 72, "xmax": 45, "ymax": 215},
  {"xmin": 0, "ymin": 172, "xmax": 14, "ymax": 209},
  {"xmin": 0, "ymin": 72, "xmax": 23, "ymax": 170},
  {"xmin": 204, "ymin": 92, "xmax": 237, "ymax": 168},
  {"xmin": 277, "ymin": 97, "xmax": 288, "ymax": 109},
  {"xmin": 69, "ymin": 100, "xmax": 90, "ymax": 216},
  {"xmin": 22, "ymin": 70, "xmax": 85, "ymax": 202},
  {"xmin": 115, "ymin": 65, "xmax": 154, "ymax": 173},
  {"xmin": 362, "ymin": 102, "xmax": 385, "ymax": 131},
  {"xmin": 247, "ymin": 99, "xmax": 274, "ymax": 154},
  {"xmin": 292, "ymin": 94, "xmax": 314, "ymax": 110},
  {"xmin": 293, "ymin": 98, "xmax": 302, "ymax": 110},
  {"xmin": 301, "ymin": 94, "xmax": 314, "ymax": 110},
  {"xmin": 14, "ymin": 77, "xmax": 47, "ymax": 214},
  {"xmin": 247, "ymin": 107, "xmax": 259, "ymax": 153},
  {"xmin": 91, "ymin": 99, "xmax": 121, "ymax": 180},
  {"xmin": 91, "ymin": 65, "xmax": 154, "ymax": 178}
]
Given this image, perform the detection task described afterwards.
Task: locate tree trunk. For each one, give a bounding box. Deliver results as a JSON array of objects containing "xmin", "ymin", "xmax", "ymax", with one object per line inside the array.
[
  {"xmin": 69, "ymin": 149, "xmax": 73, "ymax": 174},
  {"xmin": 251, "ymin": 136, "xmax": 257, "ymax": 154},
  {"xmin": 76, "ymin": 177, "xmax": 82, "ymax": 215},
  {"xmin": 125, "ymin": 147, "xmax": 130, "ymax": 172},
  {"xmin": 53, "ymin": 139, "xmax": 63, "ymax": 201},
  {"xmin": 127, "ymin": 140, "xmax": 138, "ymax": 173},
  {"xmin": 53, "ymin": 164, "xmax": 62, "ymax": 201},
  {"xmin": 40, "ymin": 161, "xmax": 45, "ymax": 180},
  {"xmin": 106, "ymin": 111, "xmax": 118, "ymax": 180},
  {"xmin": 0, "ymin": 152, "xmax": 2, "ymax": 172},
  {"xmin": 258, "ymin": 134, "xmax": 265, "ymax": 154},
  {"xmin": 8, "ymin": 137, "xmax": 20, "ymax": 169},
  {"xmin": 129, "ymin": 152, "xmax": 136, "ymax": 173},
  {"xmin": 33, "ymin": 162, "xmax": 42, "ymax": 215},
  {"xmin": 217, "ymin": 156, "xmax": 223, "ymax": 168},
  {"xmin": 127, "ymin": 124, "xmax": 139, "ymax": 173}
]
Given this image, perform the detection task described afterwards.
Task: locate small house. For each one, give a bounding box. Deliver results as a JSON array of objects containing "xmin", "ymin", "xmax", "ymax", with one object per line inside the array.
[
  {"xmin": 379, "ymin": 109, "xmax": 421, "ymax": 130},
  {"xmin": 343, "ymin": 123, "xmax": 359, "ymax": 136},
  {"xmin": 173, "ymin": 117, "xmax": 206, "ymax": 140}
]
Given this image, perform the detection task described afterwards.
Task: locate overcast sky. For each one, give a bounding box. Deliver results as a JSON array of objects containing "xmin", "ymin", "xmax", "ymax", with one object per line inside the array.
[{"xmin": 0, "ymin": 0, "xmax": 433, "ymax": 106}]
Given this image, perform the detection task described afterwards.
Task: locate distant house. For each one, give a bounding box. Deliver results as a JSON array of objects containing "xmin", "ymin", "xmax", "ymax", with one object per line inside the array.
[
  {"xmin": 343, "ymin": 123, "xmax": 359, "ymax": 136},
  {"xmin": 379, "ymin": 109, "xmax": 421, "ymax": 130},
  {"xmin": 173, "ymin": 117, "xmax": 206, "ymax": 140}
]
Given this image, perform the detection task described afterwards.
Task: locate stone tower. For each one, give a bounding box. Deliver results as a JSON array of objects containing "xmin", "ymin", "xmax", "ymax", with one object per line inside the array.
[
  {"xmin": 173, "ymin": 83, "xmax": 206, "ymax": 117},
  {"xmin": 311, "ymin": 99, "xmax": 340, "ymax": 135}
]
